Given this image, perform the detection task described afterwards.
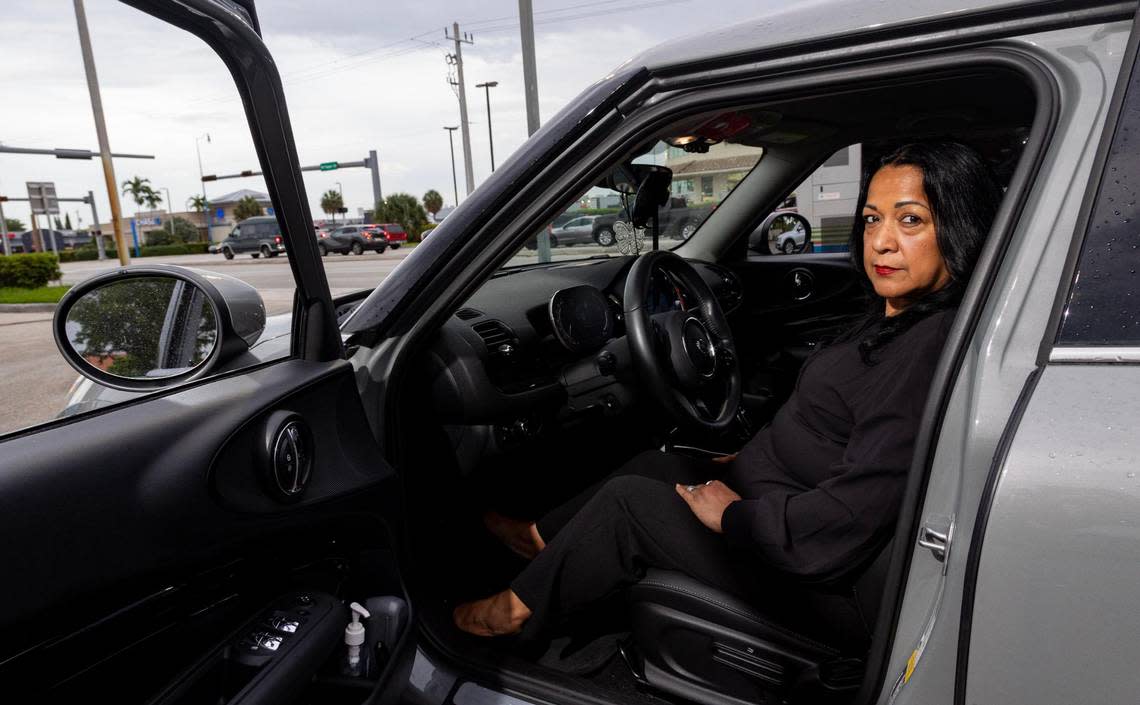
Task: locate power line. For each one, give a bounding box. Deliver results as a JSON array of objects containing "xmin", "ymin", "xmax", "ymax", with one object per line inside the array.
[
  {"xmin": 473, "ymin": 0, "xmax": 691, "ymax": 34},
  {"xmin": 189, "ymin": 0, "xmax": 692, "ymax": 107}
]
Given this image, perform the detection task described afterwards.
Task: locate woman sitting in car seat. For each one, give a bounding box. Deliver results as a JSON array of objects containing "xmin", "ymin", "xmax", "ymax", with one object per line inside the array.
[{"xmin": 454, "ymin": 141, "xmax": 1002, "ymax": 638}]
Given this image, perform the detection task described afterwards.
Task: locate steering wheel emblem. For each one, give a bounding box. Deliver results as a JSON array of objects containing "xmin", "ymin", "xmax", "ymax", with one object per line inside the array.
[{"xmin": 681, "ymin": 317, "xmax": 717, "ymax": 377}]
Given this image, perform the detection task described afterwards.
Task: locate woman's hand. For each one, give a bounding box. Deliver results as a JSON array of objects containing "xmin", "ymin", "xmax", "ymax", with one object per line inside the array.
[{"xmin": 675, "ymin": 480, "xmax": 742, "ymax": 533}]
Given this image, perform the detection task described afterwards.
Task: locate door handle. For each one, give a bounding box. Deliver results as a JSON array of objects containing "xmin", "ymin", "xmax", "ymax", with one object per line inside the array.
[{"xmin": 918, "ymin": 515, "xmax": 954, "ymax": 574}]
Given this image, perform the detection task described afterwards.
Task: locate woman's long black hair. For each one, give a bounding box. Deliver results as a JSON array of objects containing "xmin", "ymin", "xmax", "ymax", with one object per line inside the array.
[{"xmin": 847, "ymin": 141, "xmax": 1003, "ymax": 362}]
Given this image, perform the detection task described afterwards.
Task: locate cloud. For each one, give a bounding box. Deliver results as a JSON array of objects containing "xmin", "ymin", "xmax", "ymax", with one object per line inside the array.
[{"xmin": 1, "ymin": 0, "xmax": 783, "ymax": 231}]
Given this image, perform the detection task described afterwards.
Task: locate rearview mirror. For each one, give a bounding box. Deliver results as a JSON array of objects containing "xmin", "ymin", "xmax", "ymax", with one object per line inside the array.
[
  {"xmin": 54, "ymin": 265, "xmax": 266, "ymax": 391},
  {"xmin": 629, "ymin": 164, "xmax": 673, "ymax": 229}
]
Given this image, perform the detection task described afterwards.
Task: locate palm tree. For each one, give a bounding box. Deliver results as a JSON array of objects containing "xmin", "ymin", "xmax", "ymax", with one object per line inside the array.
[
  {"xmin": 320, "ymin": 190, "xmax": 344, "ymax": 223},
  {"xmin": 122, "ymin": 176, "xmax": 156, "ymax": 247},
  {"xmin": 187, "ymin": 194, "xmax": 209, "ymax": 242},
  {"xmin": 423, "ymin": 190, "xmax": 443, "ymax": 221},
  {"xmin": 233, "ymin": 196, "xmax": 263, "ymax": 221}
]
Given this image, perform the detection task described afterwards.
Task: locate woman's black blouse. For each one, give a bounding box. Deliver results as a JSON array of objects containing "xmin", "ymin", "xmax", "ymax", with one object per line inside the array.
[{"xmin": 720, "ymin": 309, "xmax": 956, "ymax": 581}]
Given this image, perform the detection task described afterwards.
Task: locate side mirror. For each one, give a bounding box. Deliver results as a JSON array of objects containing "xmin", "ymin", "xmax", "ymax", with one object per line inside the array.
[
  {"xmin": 53, "ymin": 265, "xmax": 266, "ymax": 391},
  {"xmin": 748, "ymin": 211, "xmax": 813, "ymax": 255}
]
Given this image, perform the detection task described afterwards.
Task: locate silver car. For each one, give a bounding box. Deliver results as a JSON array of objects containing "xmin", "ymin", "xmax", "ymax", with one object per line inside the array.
[
  {"xmin": 4, "ymin": 1, "xmax": 1138, "ymax": 704},
  {"xmin": 550, "ymin": 215, "xmax": 599, "ymax": 246}
]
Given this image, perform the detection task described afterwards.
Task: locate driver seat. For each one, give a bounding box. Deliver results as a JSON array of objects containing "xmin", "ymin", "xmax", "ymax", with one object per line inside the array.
[{"xmin": 624, "ymin": 542, "xmax": 891, "ymax": 705}]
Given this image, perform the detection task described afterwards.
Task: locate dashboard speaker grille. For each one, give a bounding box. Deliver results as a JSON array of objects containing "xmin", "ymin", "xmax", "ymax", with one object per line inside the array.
[{"xmin": 455, "ymin": 308, "xmax": 483, "ymax": 320}]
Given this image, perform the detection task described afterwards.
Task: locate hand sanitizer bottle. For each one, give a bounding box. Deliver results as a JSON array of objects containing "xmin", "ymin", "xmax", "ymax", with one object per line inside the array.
[{"xmin": 343, "ymin": 601, "xmax": 371, "ymax": 677}]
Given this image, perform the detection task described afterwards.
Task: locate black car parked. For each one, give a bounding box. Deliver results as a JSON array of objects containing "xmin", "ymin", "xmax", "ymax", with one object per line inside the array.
[
  {"xmin": 317, "ymin": 225, "xmax": 388, "ymax": 256},
  {"xmin": 216, "ymin": 216, "xmax": 286, "ymax": 259}
]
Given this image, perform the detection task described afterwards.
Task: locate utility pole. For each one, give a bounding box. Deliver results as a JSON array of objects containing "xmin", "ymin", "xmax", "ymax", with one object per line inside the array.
[
  {"xmin": 476, "ymin": 81, "xmax": 499, "ymax": 172},
  {"xmin": 517, "ymin": 0, "xmax": 550, "ymax": 262},
  {"xmin": 86, "ymin": 190, "xmax": 106, "ymax": 260},
  {"xmin": 518, "ymin": 0, "xmax": 541, "ymax": 136},
  {"xmin": 446, "ymin": 23, "xmax": 475, "ymax": 196},
  {"xmin": 196, "ymin": 133, "xmax": 211, "ymax": 242},
  {"xmin": 367, "ymin": 149, "xmax": 383, "ymax": 209},
  {"xmin": 74, "ymin": 0, "xmax": 130, "ymax": 265}
]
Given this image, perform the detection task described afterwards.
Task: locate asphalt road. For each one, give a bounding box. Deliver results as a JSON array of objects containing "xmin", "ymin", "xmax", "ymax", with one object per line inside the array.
[{"xmin": 0, "ymin": 242, "xmax": 621, "ymax": 435}]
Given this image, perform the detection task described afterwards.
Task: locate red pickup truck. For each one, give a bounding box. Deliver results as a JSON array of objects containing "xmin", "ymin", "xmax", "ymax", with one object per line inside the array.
[{"xmin": 366, "ymin": 223, "xmax": 408, "ymax": 249}]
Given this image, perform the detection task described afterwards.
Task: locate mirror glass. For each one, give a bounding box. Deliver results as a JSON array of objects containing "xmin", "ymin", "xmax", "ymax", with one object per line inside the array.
[
  {"xmin": 64, "ymin": 277, "xmax": 218, "ymax": 380},
  {"xmin": 749, "ymin": 212, "xmax": 812, "ymax": 255}
]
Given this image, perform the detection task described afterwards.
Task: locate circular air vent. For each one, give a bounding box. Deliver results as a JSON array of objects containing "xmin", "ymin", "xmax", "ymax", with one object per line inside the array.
[{"xmin": 260, "ymin": 412, "xmax": 313, "ymax": 502}]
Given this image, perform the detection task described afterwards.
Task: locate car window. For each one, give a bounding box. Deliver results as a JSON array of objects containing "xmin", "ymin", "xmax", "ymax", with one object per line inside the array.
[
  {"xmin": 0, "ymin": 6, "xmax": 297, "ymax": 437},
  {"xmin": 1057, "ymin": 55, "xmax": 1140, "ymax": 347},
  {"xmin": 501, "ymin": 118, "xmax": 765, "ymax": 267},
  {"xmin": 749, "ymin": 144, "xmax": 861, "ymax": 256}
]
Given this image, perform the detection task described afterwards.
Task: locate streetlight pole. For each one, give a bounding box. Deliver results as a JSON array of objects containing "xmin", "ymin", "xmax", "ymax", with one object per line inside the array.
[
  {"xmin": 443, "ymin": 126, "xmax": 459, "ymax": 207},
  {"xmin": 162, "ymin": 187, "xmax": 174, "ymax": 236},
  {"xmin": 335, "ymin": 181, "xmax": 343, "ymax": 223},
  {"xmin": 475, "ymin": 81, "xmax": 499, "ymax": 173},
  {"xmin": 196, "ymin": 133, "xmax": 211, "ymax": 241}
]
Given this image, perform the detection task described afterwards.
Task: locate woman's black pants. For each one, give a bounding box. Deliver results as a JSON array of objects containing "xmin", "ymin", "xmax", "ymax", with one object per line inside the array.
[{"xmin": 510, "ymin": 449, "xmax": 760, "ymax": 635}]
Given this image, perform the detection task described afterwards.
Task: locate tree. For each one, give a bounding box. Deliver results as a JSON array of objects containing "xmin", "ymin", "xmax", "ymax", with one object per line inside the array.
[
  {"xmin": 67, "ymin": 278, "xmax": 216, "ymax": 378},
  {"xmin": 187, "ymin": 194, "xmax": 208, "ymax": 214},
  {"xmin": 143, "ymin": 188, "xmax": 163, "ymax": 212},
  {"xmin": 149, "ymin": 216, "xmax": 199, "ymax": 245},
  {"xmin": 374, "ymin": 193, "xmax": 429, "ymax": 240},
  {"xmin": 233, "ymin": 196, "xmax": 263, "ymax": 221},
  {"xmin": 64, "ymin": 213, "xmax": 73, "ymax": 230},
  {"xmin": 5, "ymin": 218, "xmax": 25, "ymax": 233},
  {"xmin": 53, "ymin": 216, "xmax": 63, "ymax": 229},
  {"xmin": 186, "ymin": 195, "xmax": 209, "ymax": 242},
  {"xmin": 122, "ymin": 176, "xmax": 159, "ymax": 243},
  {"xmin": 320, "ymin": 190, "xmax": 344, "ymax": 223},
  {"xmin": 422, "ymin": 190, "xmax": 443, "ymax": 220}
]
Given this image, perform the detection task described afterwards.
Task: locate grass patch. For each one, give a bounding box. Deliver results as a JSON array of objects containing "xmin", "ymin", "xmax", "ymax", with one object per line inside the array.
[{"xmin": 0, "ymin": 285, "xmax": 72, "ymax": 304}]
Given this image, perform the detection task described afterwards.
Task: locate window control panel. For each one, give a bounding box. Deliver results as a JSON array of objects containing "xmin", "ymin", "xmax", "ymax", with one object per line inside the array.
[{"xmin": 228, "ymin": 592, "xmax": 337, "ymax": 670}]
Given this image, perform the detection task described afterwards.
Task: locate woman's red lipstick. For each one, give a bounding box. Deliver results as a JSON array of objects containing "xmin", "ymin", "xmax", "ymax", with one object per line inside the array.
[{"xmin": 874, "ymin": 265, "xmax": 900, "ymax": 276}]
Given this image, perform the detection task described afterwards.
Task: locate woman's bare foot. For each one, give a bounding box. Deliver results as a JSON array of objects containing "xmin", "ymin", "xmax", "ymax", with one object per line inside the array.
[
  {"xmin": 483, "ymin": 512, "xmax": 546, "ymax": 559},
  {"xmin": 453, "ymin": 589, "xmax": 533, "ymax": 636}
]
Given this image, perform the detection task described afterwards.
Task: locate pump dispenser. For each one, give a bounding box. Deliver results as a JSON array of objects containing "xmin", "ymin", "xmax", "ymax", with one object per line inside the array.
[{"xmin": 343, "ymin": 602, "xmax": 371, "ymax": 677}]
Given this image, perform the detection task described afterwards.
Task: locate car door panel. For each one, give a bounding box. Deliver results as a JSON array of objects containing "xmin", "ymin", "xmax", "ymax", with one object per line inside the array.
[
  {"xmin": 0, "ymin": 359, "xmax": 404, "ymax": 700},
  {"xmin": 725, "ymin": 254, "xmax": 866, "ymax": 403}
]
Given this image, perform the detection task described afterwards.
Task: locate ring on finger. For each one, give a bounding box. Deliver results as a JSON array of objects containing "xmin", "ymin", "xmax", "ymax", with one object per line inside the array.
[{"xmin": 685, "ymin": 485, "xmax": 697, "ymax": 492}]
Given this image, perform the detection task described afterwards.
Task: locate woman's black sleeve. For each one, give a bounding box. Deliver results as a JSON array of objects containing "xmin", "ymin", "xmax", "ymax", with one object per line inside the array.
[{"xmin": 720, "ymin": 329, "xmax": 946, "ymax": 581}]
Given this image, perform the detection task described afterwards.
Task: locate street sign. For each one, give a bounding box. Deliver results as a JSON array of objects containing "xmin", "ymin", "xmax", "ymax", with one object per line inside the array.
[
  {"xmin": 319, "ymin": 162, "xmax": 339, "ymax": 171},
  {"xmin": 26, "ymin": 182, "xmax": 60, "ymax": 215}
]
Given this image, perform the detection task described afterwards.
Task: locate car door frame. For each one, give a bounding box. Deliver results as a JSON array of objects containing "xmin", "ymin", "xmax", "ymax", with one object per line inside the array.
[
  {"xmin": 955, "ymin": 4, "xmax": 1140, "ymax": 703},
  {"xmin": 123, "ymin": 0, "xmax": 340, "ymax": 363},
  {"xmin": 0, "ymin": 0, "xmax": 417, "ymax": 700}
]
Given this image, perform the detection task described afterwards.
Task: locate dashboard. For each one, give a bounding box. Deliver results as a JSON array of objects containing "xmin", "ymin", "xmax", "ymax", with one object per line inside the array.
[{"xmin": 423, "ymin": 256, "xmax": 742, "ymax": 433}]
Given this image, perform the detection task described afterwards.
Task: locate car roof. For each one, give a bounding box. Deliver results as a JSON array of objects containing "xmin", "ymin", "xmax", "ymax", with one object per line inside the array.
[{"xmin": 633, "ymin": 0, "xmax": 1044, "ymax": 70}]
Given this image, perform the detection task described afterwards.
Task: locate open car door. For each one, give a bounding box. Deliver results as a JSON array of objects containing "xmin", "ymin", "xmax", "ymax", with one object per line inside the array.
[{"xmin": 0, "ymin": 2, "xmax": 415, "ymax": 703}]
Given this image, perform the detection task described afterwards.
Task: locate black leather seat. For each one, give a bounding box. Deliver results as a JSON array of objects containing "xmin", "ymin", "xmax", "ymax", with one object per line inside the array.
[{"xmin": 626, "ymin": 543, "xmax": 891, "ymax": 705}]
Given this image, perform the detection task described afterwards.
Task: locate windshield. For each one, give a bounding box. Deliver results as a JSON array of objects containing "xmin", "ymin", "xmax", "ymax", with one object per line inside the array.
[{"xmin": 502, "ymin": 136, "xmax": 764, "ymax": 268}]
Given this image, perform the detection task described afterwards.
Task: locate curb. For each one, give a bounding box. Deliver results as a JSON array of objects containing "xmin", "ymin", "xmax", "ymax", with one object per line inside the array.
[{"xmin": 0, "ymin": 303, "xmax": 57, "ymax": 313}]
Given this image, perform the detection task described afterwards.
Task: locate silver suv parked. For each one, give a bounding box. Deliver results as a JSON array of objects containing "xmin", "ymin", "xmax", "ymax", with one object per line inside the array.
[{"xmin": 4, "ymin": 2, "xmax": 1139, "ymax": 705}]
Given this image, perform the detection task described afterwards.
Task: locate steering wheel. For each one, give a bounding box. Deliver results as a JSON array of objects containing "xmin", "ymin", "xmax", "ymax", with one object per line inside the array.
[{"xmin": 624, "ymin": 251, "xmax": 742, "ymax": 431}]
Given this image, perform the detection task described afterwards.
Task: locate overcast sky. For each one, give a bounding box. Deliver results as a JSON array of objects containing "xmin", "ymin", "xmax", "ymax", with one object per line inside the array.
[{"xmin": 0, "ymin": 0, "xmax": 788, "ymax": 229}]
